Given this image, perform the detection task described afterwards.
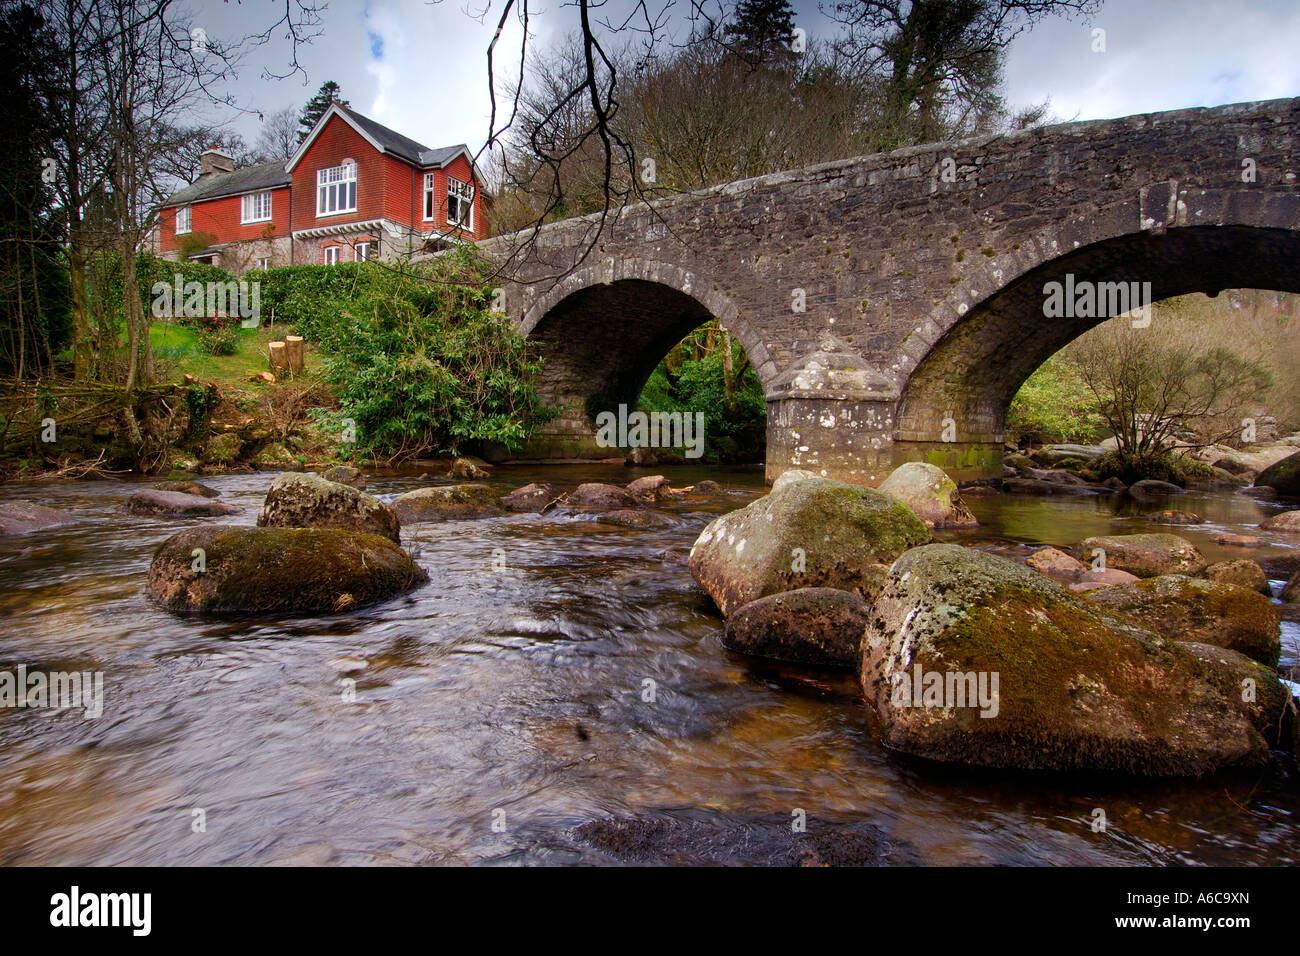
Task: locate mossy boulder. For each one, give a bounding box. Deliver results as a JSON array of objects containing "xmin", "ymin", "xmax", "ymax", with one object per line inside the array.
[
  {"xmin": 1179, "ymin": 642, "xmax": 1293, "ymax": 748},
  {"xmin": 391, "ymin": 483, "xmax": 504, "ymax": 522},
  {"xmin": 688, "ymin": 477, "xmax": 930, "ymax": 616},
  {"xmin": 252, "ymin": 442, "xmax": 301, "ymax": 470},
  {"xmin": 1085, "ymin": 575, "xmax": 1280, "ymax": 666},
  {"xmin": 1072, "ymin": 533, "xmax": 1207, "ymax": 578},
  {"xmin": 124, "ymin": 489, "xmax": 239, "ymax": 517},
  {"xmin": 203, "ymin": 432, "xmax": 243, "ymax": 464},
  {"xmin": 147, "ymin": 525, "xmax": 427, "ymax": 615},
  {"xmin": 877, "ymin": 462, "xmax": 977, "ymax": 529},
  {"xmin": 152, "ymin": 480, "xmax": 220, "ymax": 498},
  {"xmin": 1255, "ymin": 450, "xmax": 1300, "ymax": 497},
  {"xmin": 861, "ymin": 544, "xmax": 1270, "ymax": 776},
  {"xmin": 0, "ymin": 500, "xmax": 74, "ymax": 535},
  {"xmin": 1203, "ymin": 559, "xmax": 1272, "ymax": 597},
  {"xmin": 723, "ymin": 587, "xmax": 871, "ymax": 669},
  {"xmin": 449, "ymin": 457, "xmax": 490, "ymax": 479},
  {"xmin": 257, "ymin": 472, "xmax": 401, "ymax": 543}
]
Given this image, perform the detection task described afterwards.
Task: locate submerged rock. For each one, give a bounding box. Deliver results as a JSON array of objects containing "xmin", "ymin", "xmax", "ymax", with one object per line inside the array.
[
  {"xmin": 565, "ymin": 482, "xmax": 638, "ymax": 511},
  {"xmin": 318, "ymin": 465, "xmax": 366, "ymax": 489},
  {"xmin": 0, "ymin": 500, "xmax": 74, "ymax": 535},
  {"xmin": 1085, "ymin": 574, "xmax": 1281, "ymax": 666},
  {"xmin": 1283, "ymin": 570, "xmax": 1300, "ymax": 603},
  {"xmin": 689, "ymin": 477, "xmax": 929, "ymax": 616},
  {"xmin": 1150, "ymin": 509, "xmax": 1203, "ymax": 525},
  {"xmin": 877, "ymin": 462, "xmax": 977, "ymax": 529},
  {"xmin": 124, "ymin": 489, "xmax": 238, "ymax": 517},
  {"xmin": 502, "ymin": 482, "xmax": 554, "ymax": 513},
  {"xmin": 152, "ymin": 480, "xmax": 220, "ymax": 498},
  {"xmin": 391, "ymin": 483, "xmax": 504, "ymax": 522},
  {"xmin": 597, "ymin": 509, "xmax": 673, "ymax": 530},
  {"xmin": 147, "ymin": 525, "xmax": 427, "ymax": 614},
  {"xmin": 723, "ymin": 587, "xmax": 870, "ymax": 669},
  {"xmin": 257, "ymin": 472, "xmax": 400, "ymax": 543},
  {"xmin": 1072, "ymin": 533, "xmax": 1207, "ymax": 578},
  {"xmin": 861, "ymin": 544, "xmax": 1272, "ymax": 776}
]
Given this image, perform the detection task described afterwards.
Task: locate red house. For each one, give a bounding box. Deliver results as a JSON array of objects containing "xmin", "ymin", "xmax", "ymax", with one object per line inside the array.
[{"xmin": 155, "ymin": 103, "xmax": 488, "ymax": 272}]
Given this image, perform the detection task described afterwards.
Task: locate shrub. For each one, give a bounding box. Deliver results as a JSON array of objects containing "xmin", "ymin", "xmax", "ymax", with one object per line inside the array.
[
  {"xmin": 1007, "ymin": 355, "xmax": 1102, "ymax": 444},
  {"xmin": 193, "ymin": 314, "xmax": 241, "ymax": 356},
  {"xmin": 298, "ymin": 249, "xmax": 553, "ymax": 459}
]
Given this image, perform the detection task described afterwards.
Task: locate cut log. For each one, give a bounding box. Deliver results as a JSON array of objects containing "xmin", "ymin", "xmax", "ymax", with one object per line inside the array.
[
  {"xmin": 284, "ymin": 335, "xmax": 304, "ymax": 374},
  {"xmin": 268, "ymin": 341, "xmax": 287, "ymax": 375}
]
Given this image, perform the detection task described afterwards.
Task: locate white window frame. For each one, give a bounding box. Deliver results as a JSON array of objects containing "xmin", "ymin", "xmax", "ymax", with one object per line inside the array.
[
  {"xmin": 354, "ymin": 241, "xmax": 372, "ymax": 262},
  {"xmin": 447, "ymin": 177, "xmax": 473, "ymax": 231},
  {"xmin": 256, "ymin": 257, "xmax": 270, "ymax": 270},
  {"xmin": 323, "ymin": 246, "xmax": 340, "ymax": 265},
  {"xmin": 241, "ymin": 191, "xmax": 272, "ymax": 224},
  {"xmin": 423, "ymin": 173, "xmax": 436, "ymax": 222},
  {"xmin": 316, "ymin": 163, "xmax": 357, "ymax": 217},
  {"xmin": 175, "ymin": 205, "xmax": 191, "ymax": 235}
]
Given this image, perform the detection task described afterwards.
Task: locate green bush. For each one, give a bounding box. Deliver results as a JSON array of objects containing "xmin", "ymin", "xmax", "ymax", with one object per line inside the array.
[
  {"xmin": 637, "ymin": 339, "xmax": 766, "ymax": 462},
  {"xmin": 192, "ymin": 315, "xmax": 241, "ymax": 356},
  {"xmin": 244, "ymin": 262, "xmax": 369, "ymax": 336},
  {"xmin": 296, "ymin": 250, "xmax": 553, "ymax": 459}
]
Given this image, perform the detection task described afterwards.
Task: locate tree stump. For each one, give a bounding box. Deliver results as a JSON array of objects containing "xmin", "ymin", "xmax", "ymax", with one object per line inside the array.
[
  {"xmin": 284, "ymin": 335, "xmax": 305, "ymax": 374},
  {"xmin": 268, "ymin": 341, "xmax": 287, "ymax": 376}
]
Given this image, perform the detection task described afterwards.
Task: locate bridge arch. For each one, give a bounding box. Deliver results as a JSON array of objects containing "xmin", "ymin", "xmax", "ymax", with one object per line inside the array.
[
  {"xmin": 891, "ymin": 189, "xmax": 1300, "ymax": 480},
  {"xmin": 514, "ymin": 258, "xmax": 777, "ymax": 460}
]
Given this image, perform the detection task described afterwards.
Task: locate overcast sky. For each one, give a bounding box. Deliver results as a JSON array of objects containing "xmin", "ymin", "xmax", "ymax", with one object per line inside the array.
[{"xmin": 194, "ymin": 0, "xmax": 1300, "ymax": 160}]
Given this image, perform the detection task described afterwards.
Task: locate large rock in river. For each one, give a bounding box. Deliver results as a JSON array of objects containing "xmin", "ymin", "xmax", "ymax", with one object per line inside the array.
[
  {"xmin": 861, "ymin": 544, "xmax": 1272, "ymax": 775},
  {"xmin": 152, "ymin": 480, "xmax": 220, "ymax": 498},
  {"xmin": 391, "ymin": 483, "xmax": 504, "ymax": 522},
  {"xmin": 502, "ymin": 482, "xmax": 553, "ymax": 513},
  {"xmin": 0, "ymin": 500, "xmax": 74, "ymax": 535},
  {"xmin": 1254, "ymin": 450, "xmax": 1300, "ymax": 497},
  {"xmin": 124, "ymin": 489, "xmax": 239, "ymax": 517},
  {"xmin": 258, "ymin": 472, "xmax": 401, "ymax": 543},
  {"xmin": 1203, "ymin": 559, "xmax": 1272, "ymax": 597},
  {"xmin": 877, "ymin": 462, "xmax": 976, "ymax": 529},
  {"xmin": 147, "ymin": 525, "xmax": 427, "ymax": 614},
  {"xmin": 1260, "ymin": 509, "xmax": 1300, "ymax": 532},
  {"xmin": 689, "ymin": 477, "xmax": 930, "ymax": 616},
  {"xmin": 1072, "ymin": 533, "xmax": 1207, "ymax": 578},
  {"xmin": 1084, "ymin": 574, "xmax": 1280, "ymax": 666},
  {"xmin": 723, "ymin": 587, "xmax": 871, "ymax": 669},
  {"xmin": 566, "ymin": 482, "xmax": 638, "ymax": 511}
]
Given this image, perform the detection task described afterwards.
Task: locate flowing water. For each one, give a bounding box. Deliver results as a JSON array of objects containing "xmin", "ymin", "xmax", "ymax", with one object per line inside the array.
[{"xmin": 0, "ymin": 466, "xmax": 1297, "ymax": 865}]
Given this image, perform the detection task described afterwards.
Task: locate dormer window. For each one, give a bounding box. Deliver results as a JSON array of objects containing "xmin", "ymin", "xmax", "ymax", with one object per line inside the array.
[
  {"xmin": 241, "ymin": 191, "xmax": 272, "ymax": 224},
  {"xmin": 317, "ymin": 162, "xmax": 357, "ymax": 217},
  {"xmin": 447, "ymin": 177, "xmax": 473, "ymax": 230},
  {"xmin": 175, "ymin": 205, "xmax": 191, "ymax": 234}
]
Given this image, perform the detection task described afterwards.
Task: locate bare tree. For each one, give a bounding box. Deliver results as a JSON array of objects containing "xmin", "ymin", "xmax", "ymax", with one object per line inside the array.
[{"xmin": 254, "ymin": 107, "xmax": 300, "ymax": 163}]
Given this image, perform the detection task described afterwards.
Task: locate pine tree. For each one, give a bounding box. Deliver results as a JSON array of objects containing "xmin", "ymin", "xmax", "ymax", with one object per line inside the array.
[
  {"xmin": 297, "ymin": 81, "xmax": 349, "ymax": 142},
  {"xmin": 724, "ymin": 0, "xmax": 797, "ymax": 65}
]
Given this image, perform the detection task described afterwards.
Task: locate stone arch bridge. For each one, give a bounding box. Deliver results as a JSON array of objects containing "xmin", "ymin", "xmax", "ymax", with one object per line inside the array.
[{"xmin": 479, "ymin": 97, "xmax": 1300, "ymax": 485}]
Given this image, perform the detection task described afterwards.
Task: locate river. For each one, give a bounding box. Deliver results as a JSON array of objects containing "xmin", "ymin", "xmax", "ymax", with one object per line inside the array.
[{"xmin": 0, "ymin": 465, "xmax": 1297, "ymax": 865}]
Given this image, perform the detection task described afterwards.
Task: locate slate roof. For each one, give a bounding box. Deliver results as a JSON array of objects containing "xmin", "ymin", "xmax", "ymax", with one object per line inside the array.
[
  {"xmin": 162, "ymin": 161, "xmax": 291, "ymax": 208},
  {"xmin": 338, "ymin": 106, "xmax": 468, "ymax": 168}
]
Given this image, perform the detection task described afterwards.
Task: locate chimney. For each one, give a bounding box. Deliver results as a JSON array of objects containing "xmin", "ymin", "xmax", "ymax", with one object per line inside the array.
[{"xmin": 199, "ymin": 147, "xmax": 235, "ymax": 178}]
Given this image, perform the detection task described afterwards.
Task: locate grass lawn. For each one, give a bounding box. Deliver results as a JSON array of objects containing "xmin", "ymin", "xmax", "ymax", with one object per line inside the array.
[{"xmin": 150, "ymin": 320, "xmax": 324, "ymax": 399}]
